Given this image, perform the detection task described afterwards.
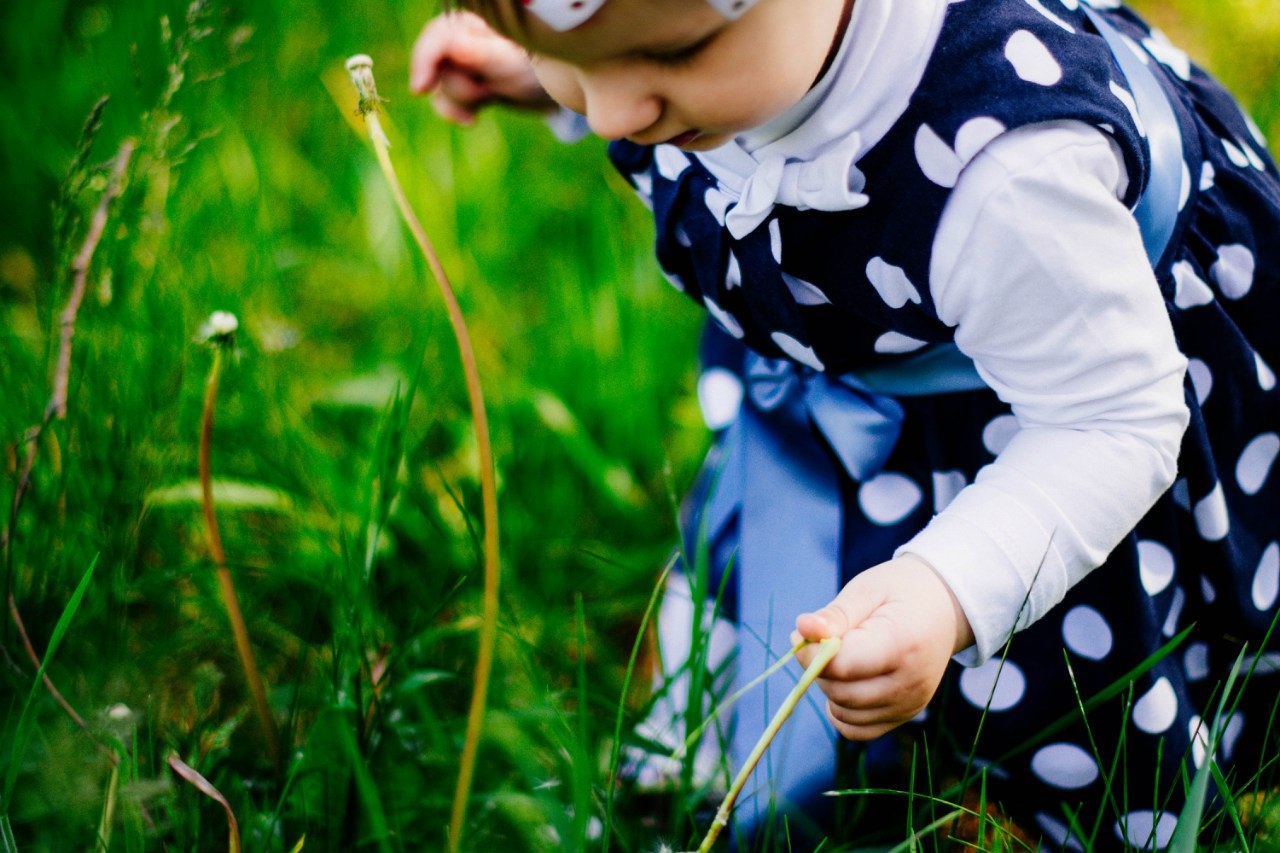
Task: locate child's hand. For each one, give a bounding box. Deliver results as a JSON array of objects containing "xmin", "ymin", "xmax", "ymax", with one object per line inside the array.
[
  {"xmin": 410, "ymin": 11, "xmax": 555, "ymax": 124},
  {"xmin": 792, "ymin": 554, "xmax": 974, "ymax": 741}
]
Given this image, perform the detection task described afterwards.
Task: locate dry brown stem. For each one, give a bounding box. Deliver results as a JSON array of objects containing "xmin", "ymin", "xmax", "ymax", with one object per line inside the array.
[{"xmin": 3, "ymin": 139, "xmax": 135, "ymax": 742}]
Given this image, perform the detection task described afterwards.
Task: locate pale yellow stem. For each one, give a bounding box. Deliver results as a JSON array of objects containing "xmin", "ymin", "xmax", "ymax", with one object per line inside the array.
[
  {"xmin": 694, "ymin": 637, "xmax": 842, "ymax": 853},
  {"xmin": 345, "ymin": 55, "xmax": 501, "ymax": 853}
]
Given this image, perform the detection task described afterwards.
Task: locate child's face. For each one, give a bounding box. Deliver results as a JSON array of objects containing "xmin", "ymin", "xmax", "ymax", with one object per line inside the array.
[{"xmin": 497, "ymin": 0, "xmax": 847, "ymax": 150}]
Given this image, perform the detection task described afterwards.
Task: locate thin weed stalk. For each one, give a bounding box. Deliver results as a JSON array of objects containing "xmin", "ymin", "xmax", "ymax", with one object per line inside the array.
[
  {"xmin": 693, "ymin": 637, "xmax": 841, "ymax": 853},
  {"xmin": 3, "ymin": 137, "xmax": 133, "ymax": 748},
  {"xmin": 199, "ymin": 325, "xmax": 281, "ymax": 766},
  {"xmin": 345, "ymin": 54, "xmax": 502, "ymax": 853}
]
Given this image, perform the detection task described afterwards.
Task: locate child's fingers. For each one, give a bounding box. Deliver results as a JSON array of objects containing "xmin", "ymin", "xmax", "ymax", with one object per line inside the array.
[
  {"xmin": 819, "ymin": 620, "xmax": 899, "ymax": 681},
  {"xmin": 410, "ymin": 11, "xmax": 488, "ymax": 94}
]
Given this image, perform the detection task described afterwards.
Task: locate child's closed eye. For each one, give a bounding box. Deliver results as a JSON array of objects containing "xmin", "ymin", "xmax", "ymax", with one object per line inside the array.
[{"xmin": 643, "ymin": 32, "xmax": 718, "ymax": 67}]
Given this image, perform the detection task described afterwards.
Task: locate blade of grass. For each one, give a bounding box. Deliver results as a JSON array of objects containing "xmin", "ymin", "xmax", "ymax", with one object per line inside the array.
[
  {"xmin": 602, "ymin": 557, "xmax": 674, "ymax": 853},
  {"xmin": 166, "ymin": 753, "xmax": 242, "ymax": 853},
  {"xmin": 1169, "ymin": 649, "xmax": 1246, "ymax": 853},
  {"xmin": 2, "ymin": 554, "xmax": 98, "ymax": 810}
]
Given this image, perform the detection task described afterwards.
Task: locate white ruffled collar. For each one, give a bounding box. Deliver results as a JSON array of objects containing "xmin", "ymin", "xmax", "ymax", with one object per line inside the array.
[{"xmin": 694, "ymin": 0, "xmax": 950, "ymax": 238}]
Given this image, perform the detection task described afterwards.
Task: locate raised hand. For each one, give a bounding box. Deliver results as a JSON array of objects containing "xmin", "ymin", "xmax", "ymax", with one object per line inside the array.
[{"xmin": 410, "ymin": 11, "xmax": 555, "ymax": 124}]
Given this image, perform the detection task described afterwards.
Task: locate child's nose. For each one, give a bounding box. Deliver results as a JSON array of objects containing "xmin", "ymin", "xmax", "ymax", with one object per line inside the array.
[{"xmin": 580, "ymin": 71, "xmax": 662, "ymax": 141}]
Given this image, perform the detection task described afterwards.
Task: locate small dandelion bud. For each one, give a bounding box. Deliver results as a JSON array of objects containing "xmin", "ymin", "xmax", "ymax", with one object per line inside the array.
[
  {"xmin": 199, "ymin": 310, "xmax": 239, "ymax": 347},
  {"xmin": 345, "ymin": 54, "xmax": 383, "ymax": 117}
]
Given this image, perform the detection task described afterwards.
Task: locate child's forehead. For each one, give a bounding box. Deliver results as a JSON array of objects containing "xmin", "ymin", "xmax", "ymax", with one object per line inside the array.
[
  {"xmin": 495, "ymin": 0, "xmax": 727, "ymax": 59},
  {"xmin": 512, "ymin": 0, "xmax": 756, "ymax": 33}
]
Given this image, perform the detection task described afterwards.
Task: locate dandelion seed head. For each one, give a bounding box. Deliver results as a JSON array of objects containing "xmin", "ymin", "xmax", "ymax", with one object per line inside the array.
[{"xmin": 199, "ymin": 310, "xmax": 240, "ymax": 347}]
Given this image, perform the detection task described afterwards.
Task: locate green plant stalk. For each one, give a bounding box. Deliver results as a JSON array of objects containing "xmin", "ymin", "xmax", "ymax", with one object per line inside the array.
[
  {"xmin": 694, "ymin": 637, "xmax": 841, "ymax": 853},
  {"xmin": 200, "ymin": 346, "xmax": 281, "ymax": 766},
  {"xmin": 345, "ymin": 55, "xmax": 501, "ymax": 853},
  {"xmin": 94, "ymin": 760, "xmax": 119, "ymax": 853}
]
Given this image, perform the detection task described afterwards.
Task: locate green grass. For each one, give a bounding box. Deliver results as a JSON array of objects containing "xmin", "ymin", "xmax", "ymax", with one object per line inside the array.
[{"xmin": 2, "ymin": 0, "xmax": 1279, "ymax": 851}]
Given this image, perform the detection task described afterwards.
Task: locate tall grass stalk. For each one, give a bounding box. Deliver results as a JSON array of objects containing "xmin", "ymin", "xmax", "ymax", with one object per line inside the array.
[
  {"xmin": 344, "ymin": 54, "xmax": 502, "ymax": 853},
  {"xmin": 198, "ymin": 320, "xmax": 281, "ymax": 766}
]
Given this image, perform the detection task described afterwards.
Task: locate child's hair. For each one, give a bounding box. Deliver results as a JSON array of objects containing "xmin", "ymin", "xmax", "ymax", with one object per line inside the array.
[
  {"xmin": 445, "ymin": 0, "xmax": 504, "ymax": 21},
  {"xmin": 444, "ymin": 0, "xmax": 526, "ymax": 37}
]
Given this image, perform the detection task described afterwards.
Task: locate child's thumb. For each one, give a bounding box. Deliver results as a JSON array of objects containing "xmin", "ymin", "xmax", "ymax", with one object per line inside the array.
[{"xmin": 795, "ymin": 583, "xmax": 880, "ymax": 641}]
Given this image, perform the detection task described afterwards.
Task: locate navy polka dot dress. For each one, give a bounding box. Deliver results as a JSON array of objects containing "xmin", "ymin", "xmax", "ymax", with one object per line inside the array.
[{"xmin": 610, "ymin": 0, "xmax": 1280, "ymax": 848}]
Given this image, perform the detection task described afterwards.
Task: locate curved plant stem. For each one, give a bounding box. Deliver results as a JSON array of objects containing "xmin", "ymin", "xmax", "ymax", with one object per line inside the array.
[
  {"xmin": 200, "ymin": 345, "xmax": 281, "ymax": 766},
  {"xmin": 345, "ymin": 55, "xmax": 501, "ymax": 853},
  {"xmin": 694, "ymin": 637, "xmax": 842, "ymax": 853}
]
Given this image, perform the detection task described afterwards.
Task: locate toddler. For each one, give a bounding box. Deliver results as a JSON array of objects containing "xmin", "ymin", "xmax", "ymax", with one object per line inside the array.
[{"xmin": 411, "ymin": 0, "xmax": 1280, "ymax": 848}]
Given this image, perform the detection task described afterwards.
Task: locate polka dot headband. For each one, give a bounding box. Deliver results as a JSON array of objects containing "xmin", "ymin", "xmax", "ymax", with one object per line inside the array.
[{"xmin": 520, "ymin": 0, "xmax": 759, "ymax": 32}]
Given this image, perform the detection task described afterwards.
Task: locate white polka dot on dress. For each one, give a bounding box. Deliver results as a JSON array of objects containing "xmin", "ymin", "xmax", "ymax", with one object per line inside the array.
[
  {"xmin": 1036, "ymin": 812, "xmax": 1086, "ymax": 852},
  {"xmin": 1222, "ymin": 711, "xmax": 1245, "ymax": 761},
  {"xmin": 1200, "ymin": 160, "xmax": 1216, "ymax": 191},
  {"xmin": 697, "ymin": 368, "xmax": 744, "ymax": 431},
  {"xmin": 1236, "ymin": 433, "xmax": 1279, "ymax": 496},
  {"xmin": 1211, "ymin": 244, "xmax": 1256, "ymax": 299},
  {"xmin": 654, "ymin": 146, "xmax": 690, "ymax": 181},
  {"xmin": 865, "ymin": 257, "xmax": 922, "ymax": 308},
  {"xmin": 1187, "ymin": 358, "xmax": 1213, "ymax": 405},
  {"xmin": 1005, "ymin": 29, "xmax": 1064, "ymax": 85},
  {"xmin": 1062, "ymin": 605, "xmax": 1113, "ymax": 660},
  {"xmin": 1252, "ymin": 542, "xmax": 1279, "ymax": 611},
  {"xmin": 982, "ymin": 414, "xmax": 1020, "ymax": 456},
  {"xmin": 1171, "ymin": 478, "xmax": 1191, "ymax": 511},
  {"xmin": 1172, "ymin": 260, "xmax": 1214, "ymax": 309},
  {"xmin": 1031, "ymin": 742, "xmax": 1100, "ymax": 789},
  {"xmin": 1021, "ymin": 0, "xmax": 1074, "ymax": 32},
  {"xmin": 632, "ymin": 171, "xmax": 654, "ymax": 208},
  {"xmin": 782, "ymin": 272, "xmax": 832, "ymax": 306},
  {"xmin": 1223, "ymin": 138, "xmax": 1251, "ymax": 168},
  {"xmin": 769, "ymin": 219, "xmax": 783, "ymax": 264},
  {"xmin": 1142, "ymin": 29, "xmax": 1192, "ymax": 80},
  {"xmin": 954, "ymin": 116, "xmax": 1007, "ymax": 163},
  {"xmin": 1243, "ymin": 140, "xmax": 1267, "ymax": 171},
  {"xmin": 857, "ymin": 472, "xmax": 923, "ymax": 526},
  {"xmin": 873, "ymin": 332, "xmax": 929, "ymax": 354},
  {"xmin": 1257, "ymin": 353, "xmax": 1277, "ymax": 391},
  {"xmin": 770, "ymin": 331, "xmax": 822, "ymax": 369},
  {"xmin": 1184, "ymin": 642, "xmax": 1210, "ymax": 682},
  {"xmin": 1109, "ymin": 80, "xmax": 1146, "ymax": 138},
  {"xmin": 725, "ymin": 250, "xmax": 742, "ymax": 290},
  {"xmin": 1189, "ymin": 715, "xmax": 1209, "ymax": 768},
  {"xmin": 1114, "ymin": 810, "xmax": 1178, "ymax": 850},
  {"xmin": 1193, "ymin": 482, "xmax": 1230, "ymax": 542},
  {"xmin": 1162, "ymin": 585, "xmax": 1185, "ymax": 637},
  {"xmin": 959, "ymin": 658, "xmax": 1027, "ymax": 711},
  {"xmin": 705, "ymin": 297, "xmax": 744, "ymax": 339},
  {"xmin": 931, "ymin": 470, "xmax": 967, "ymax": 513},
  {"xmin": 1132, "ymin": 677, "xmax": 1178, "ymax": 734},
  {"xmin": 914, "ymin": 124, "xmax": 964, "ymax": 188},
  {"xmin": 1138, "ymin": 540, "xmax": 1175, "ymax": 595},
  {"xmin": 1199, "ymin": 575, "xmax": 1217, "ymax": 605}
]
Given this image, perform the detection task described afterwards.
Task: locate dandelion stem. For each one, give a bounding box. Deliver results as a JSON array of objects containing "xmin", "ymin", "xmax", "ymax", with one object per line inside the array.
[
  {"xmin": 694, "ymin": 637, "xmax": 842, "ymax": 853},
  {"xmin": 345, "ymin": 55, "xmax": 501, "ymax": 853},
  {"xmin": 200, "ymin": 345, "xmax": 281, "ymax": 766}
]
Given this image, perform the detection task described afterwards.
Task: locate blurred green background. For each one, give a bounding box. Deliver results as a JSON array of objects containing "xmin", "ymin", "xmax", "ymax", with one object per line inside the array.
[{"xmin": 1, "ymin": 1, "xmax": 1277, "ymax": 851}]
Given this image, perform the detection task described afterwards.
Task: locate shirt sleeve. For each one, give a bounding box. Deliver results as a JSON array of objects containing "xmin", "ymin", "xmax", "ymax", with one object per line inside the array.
[{"xmin": 898, "ymin": 120, "xmax": 1191, "ymax": 665}]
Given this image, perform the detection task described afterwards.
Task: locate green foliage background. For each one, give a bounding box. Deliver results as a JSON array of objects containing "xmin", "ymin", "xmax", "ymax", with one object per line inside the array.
[{"xmin": 0, "ymin": 1, "xmax": 1277, "ymax": 851}]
